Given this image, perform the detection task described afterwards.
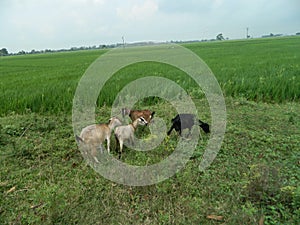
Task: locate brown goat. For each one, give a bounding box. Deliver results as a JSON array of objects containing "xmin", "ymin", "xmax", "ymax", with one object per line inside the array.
[
  {"xmin": 121, "ymin": 108, "xmax": 155, "ymax": 125},
  {"xmin": 76, "ymin": 117, "xmax": 122, "ymax": 162}
]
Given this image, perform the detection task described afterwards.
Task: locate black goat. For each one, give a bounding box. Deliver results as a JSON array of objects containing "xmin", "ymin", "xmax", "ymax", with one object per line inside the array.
[{"xmin": 167, "ymin": 114, "xmax": 210, "ymax": 136}]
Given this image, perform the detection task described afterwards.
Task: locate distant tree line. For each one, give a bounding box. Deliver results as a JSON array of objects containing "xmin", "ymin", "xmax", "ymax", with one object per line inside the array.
[
  {"xmin": 0, "ymin": 44, "xmax": 119, "ymax": 56},
  {"xmin": 261, "ymin": 33, "xmax": 283, "ymax": 38},
  {"xmin": 1, "ymin": 32, "xmax": 300, "ymax": 56}
]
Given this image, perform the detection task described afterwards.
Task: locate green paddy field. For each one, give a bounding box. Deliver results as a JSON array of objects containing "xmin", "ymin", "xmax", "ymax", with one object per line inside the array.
[{"xmin": 1, "ymin": 36, "xmax": 299, "ymax": 224}]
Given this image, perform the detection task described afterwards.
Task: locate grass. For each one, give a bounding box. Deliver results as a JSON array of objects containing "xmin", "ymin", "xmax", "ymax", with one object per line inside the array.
[
  {"xmin": 184, "ymin": 36, "xmax": 300, "ymax": 102},
  {"xmin": 0, "ymin": 50, "xmax": 106, "ymax": 115},
  {"xmin": 1, "ymin": 36, "xmax": 300, "ymax": 224},
  {"xmin": 1, "ymin": 99, "xmax": 299, "ymax": 224},
  {"xmin": 0, "ymin": 36, "xmax": 300, "ymax": 116}
]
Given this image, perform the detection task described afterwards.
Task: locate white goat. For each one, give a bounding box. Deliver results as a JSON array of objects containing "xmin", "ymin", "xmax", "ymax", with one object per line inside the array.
[
  {"xmin": 114, "ymin": 117, "xmax": 148, "ymax": 159},
  {"xmin": 76, "ymin": 117, "xmax": 122, "ymax": 162}
]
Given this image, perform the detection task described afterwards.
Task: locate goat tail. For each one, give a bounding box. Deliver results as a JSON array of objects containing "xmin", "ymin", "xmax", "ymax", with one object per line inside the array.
[
  {"xmin": 75, "ymin": 135, "xmax": 84, "ymax": 144},
  {"xmin": 198, "ymin": 119, "xmax": 204, "ymax": 125},
  {"xmin": 198, "ymin": 119, "xmax": 210, "ymax": 134}
]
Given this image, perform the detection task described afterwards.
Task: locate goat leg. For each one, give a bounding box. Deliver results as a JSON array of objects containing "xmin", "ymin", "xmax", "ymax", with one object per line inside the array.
[
  {"xmin": 167, "ymin": 125, "xmax": 174, "ymax": 136},
  {"xmin": 106, "ymin": 137, "xmax": 110, "ymax": 154}
]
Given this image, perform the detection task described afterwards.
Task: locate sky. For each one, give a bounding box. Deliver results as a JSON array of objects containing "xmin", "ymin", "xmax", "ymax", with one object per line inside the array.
[{"xmin": 1, "ymin": 0, "xmax": 300, "ymax": 53}]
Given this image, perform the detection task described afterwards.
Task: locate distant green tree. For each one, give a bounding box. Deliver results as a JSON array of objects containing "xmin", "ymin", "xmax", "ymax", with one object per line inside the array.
[
  {"xmin": 18, "ymin": 50, "xmax": 26, "ymax": 55},
  {"xmin": 216, "ymin": 33, "xmax": 225, "ymax": 41},
  {"xmin": 0, "ymin": 48, "xmax": 8, "ymax": 56}
]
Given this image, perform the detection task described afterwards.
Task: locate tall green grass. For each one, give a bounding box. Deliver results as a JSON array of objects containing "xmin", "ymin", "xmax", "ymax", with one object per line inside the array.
[
  {"xmin": 1, "ymin": 36, "xmax": 299, "ymax": 115},
  {"xmin": 0, "ymin": 50, "xmax": 105, "ymax": 115},
  {"xmin": 184, "ymin": 36, "xmax": 300, "ymax": 102},
  {"xmin": 97, "ymin": 61, "xmax": 199, "ymax": 107}
]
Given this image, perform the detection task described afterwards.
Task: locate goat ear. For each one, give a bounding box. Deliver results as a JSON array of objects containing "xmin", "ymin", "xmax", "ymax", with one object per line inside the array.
[{"xmin": 151, "ymin": 111, "xmax": 155, "ymax": 117}]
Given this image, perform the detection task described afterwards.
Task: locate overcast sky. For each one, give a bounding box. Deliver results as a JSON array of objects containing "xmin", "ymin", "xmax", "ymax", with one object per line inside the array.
[{"xmin": 1, "ymin": 0, "xmax": 299, "ymax": 53}]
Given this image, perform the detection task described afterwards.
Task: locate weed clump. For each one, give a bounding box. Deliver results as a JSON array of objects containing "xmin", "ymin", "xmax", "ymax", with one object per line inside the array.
[{"xmin": 242, "ymin": 163, "xmax": 300, "ymax": 222}]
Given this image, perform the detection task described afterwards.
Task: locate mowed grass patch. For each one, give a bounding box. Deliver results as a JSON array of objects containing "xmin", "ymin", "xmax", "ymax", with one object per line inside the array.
[{"xmin": 1, "ymin": 99, "xmax": 299, "ymax": 224}]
